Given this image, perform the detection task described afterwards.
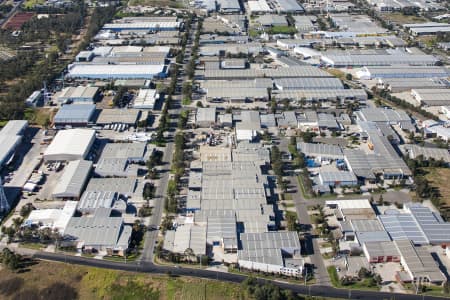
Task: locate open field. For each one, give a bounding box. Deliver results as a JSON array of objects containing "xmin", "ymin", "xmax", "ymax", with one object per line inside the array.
[
  {"xmin": 380, "ymin": 13, "xmax": 428, "ymax": 25},
  {"xmin": 0, "ymin": 260, "xmax": 248, "ymax": 300},
  {"xmin": 424, "ymin": 167, "xmax": 450, "ymax": 206},
  {"xmin": 127, "ymin": 0, "xmax": 185, "ymax": 8}
]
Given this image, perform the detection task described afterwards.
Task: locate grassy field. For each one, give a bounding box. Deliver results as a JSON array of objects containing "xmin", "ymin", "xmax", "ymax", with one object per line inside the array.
[
  {"xmin": 425, "ymin": 167, "xmax": 450, "ymax": 206},
  {"xmin": 381, "ymin": 13, "xmax": 428, "ymax": 25},
  {"xmin": 0, "ymin": 260, "xmax": 247, "ymax": 300},
  {"xmin": 22, "ymin": 0, "xmax": 45, "ymax": 9},
  {"xmin": 127, "ymin": 0, "xmax": 185, "ymax": 8}
]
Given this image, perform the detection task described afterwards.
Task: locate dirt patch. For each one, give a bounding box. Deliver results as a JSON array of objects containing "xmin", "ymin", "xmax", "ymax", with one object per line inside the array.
[{"xmin": 425, "ymin": 167, "xmax": 450, "ymax": 207}]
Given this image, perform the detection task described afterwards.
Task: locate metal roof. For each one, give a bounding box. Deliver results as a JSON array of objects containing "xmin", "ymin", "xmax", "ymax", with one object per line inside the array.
[
  {"xmin": 297, "ymin": 142, "xmax": 343, "ymax": 158},
  {"xmin": 96, "ymin": 109, "xmax": 140, "ymax": 125},
  {"xmin": 379, "ymin": 214, "xmax": 428, "ymax": 244},
  {"xmin": 319, "ymin": 171, "xmax": 357, "ymax": 184},
  {"xmin": 394, "ymin": 239, "xmax": 446, "ymax": 283},
  {"xmin": 356, "ymin": 231, "xmax": 391, "ymax": 244},
  {"xmin": 78, "ymin": 191, "xmax": 117, "ymax": 212},
  {"xmin": 54, "ymin": 104, "xmax": 96, "ymax": 124},
  {"xmin": 65, "ymin": 208, "xmax": 130, "ymax": 249},
  {"xmin": 85, "ymin": 177, "xmax": 137, "ymax": 197},
  {"xmin": 44, "ymin": 129, "xmax": 95, "ymax": 161},
  {"xmin": 196, "ymin": 107, "xmax": 216, "ymax": 123},
  {"xmin": 274, "ymin": 77, "xmax": 344, "ymax": 90},
  {"xmin": 363, "ymin": 241, "xmax": 399, "ymax": 258},
  {"xmin": 100, "ymin": 142, "xmax": 146, "ymax": 160},
  {"xmin": 52, "ymin": 160, "xmax": 92, "ymax": 198}
]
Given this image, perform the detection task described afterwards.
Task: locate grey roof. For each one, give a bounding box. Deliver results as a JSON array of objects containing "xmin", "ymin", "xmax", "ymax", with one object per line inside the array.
[
  {"xmin": 394, "ymin": 239, "xmax": 446, "ymax": 283},
  {"xmin": 275, "ymin": 89, "xmax": 367, "ymax": 101},
  {"xmin": 274, "ymin": 77, "xmax": 344, "ymax": 90},
  {"xmin": 297, "ymin": 142, "xmax": 343, "ymax": 158},
  {"xmin": 207, "ymin": 215, "xmax": 238, "ymax": 248},
  {"xmin": 164, "ymin": 224, "xmax": 207, "ymax": 256},
  {"xmin": 379, "ymin": 213, "xmax": 428, "ymax": 244},
  {"xmin": 52, "ymin": 160, "xmax": 92, "ymax": 198},
  {"xmin": 318, "ymin": 113, "xmax": 340, "ymax": 128},
  {"xmin": 196, "ymin": 107, "xmax": 216, "ymax": 124},
  {"xmin": 85, "ymin": 177, "xmax": 136, "ymax": 197},
  {"xmin": 256, "ymin": 15, "xmax": 288, "ymax": 26},
  {"xmin": 322, "ymin": 53, "xmax": 439, "ymax": 66},
  {"xmin": 319, "ymin": 171, "xmax": 357, "ymax": 185},
  {"xmin": 351, "ymin": 219, "xmax": 384, "ymax": 232},
  {"xmin": 94, "ymin": 158, "xmax": 138, "ymax": 177},
  {"xmin": 78, "ymin": 191, "xmax": 117, "ymax": 212},
  {"xmin": 202, "ymin": 79, "xmax": 272, "ymax": 89},
  {"xmin": 199, "ymin": 66, "xmax": 332, "ymax": 79},
  {"xmin": 0, "ymin": 120, "xmax": 28, "ymax": 136},
  {"xmin": 355, "ymin": 108, "xmax": 410, "ymax": 123},
  {"xmin": 100, "ymin": 142, "xmax": 146, "ymax": 160},
  {"xmin": 54, "ymin": 104, "xmax": 96, "ymax": 124},
  {"xmin": 0, "ymin": 120, "xmax": 27, "ymax": 167},
  {"xmin": 406, "ymin": 203, "xmax": 450, "ymax": 244},
  {"xmin": 65, "ymin": 208, "xmax": 130, "ymax": 249},
  {"xmin": 356, "ymin": 231, "xmax": 391, "ymax": 244},
  {"xmin": 364, "ymin": 66, "xmax": 450, "ymax": 78},
  {"xmin": 260, "ymin": 114, "xmax": 277, "ymax": 128},
  {"xmin": 96, "ymin": 109, "xmax": 140, "ymax": 125},
  {"xmin": 363, "ymin": 241, "xmax": 400, "ymax": 258},
  {"xmin": 239, "ymin": 231, "xmax": 301, "ymax": 266},
  {"xmin": 402, "ymin": 144, "xmax": 450, "ymax": 163}
]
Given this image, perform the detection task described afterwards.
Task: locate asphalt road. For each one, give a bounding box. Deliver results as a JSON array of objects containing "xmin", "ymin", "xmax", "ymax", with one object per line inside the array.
[{"xmin": 34, "ymin": 251, "xmax": 449, "ymax": 300}]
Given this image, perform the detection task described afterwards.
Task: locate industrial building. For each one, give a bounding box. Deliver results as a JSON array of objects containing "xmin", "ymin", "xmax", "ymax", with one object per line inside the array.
[
  {"xmin": 100, "ymin": 143, "xmax": 147, "ymax": 163},
  {"xmin": 164, "ymin": 224, "xmax": 207, "ymax": 256},
  {"xmin": 356, "ymin": 66, "xmax": 450, "ymax": 80},
  {"xmin": 44, "ymin": 129, "xmax": 96, "ymax": 161},
  {"xmin": 96, "ymin": 109, "xmax": 141, "ymax": 126},
  {"xmin": 320, "ymin": 52, "xmax": 439, "ymax": 67},
  {"xmin": 0, "ymin": 120, "xmax": 28, "ymax": 169},
  {"xmin": 318, "ymin": 171, "xmax": 358, "ymax": 187},
  {"xmin": 67, "ymin": 64, "xmax": 167, "ymax": 80},
  {"xmin": 133, "ymin": 89, "xmax": 159, "ymax": 109},
  {"xmin": 274, "ymin": 77, "xmax": 344, "ymax": 90},
  {"xmin": 0, "ymin": 179, "xmax": 9, "ymax": 213},
  {"xmin": 53, "ymin": 104, "xmax": 96, "ymax": 127},
  {"xmin": 235, "ymin": 111, "xmax": 261, "ymax": 141},
  {"xmin": 404, "ymin": 22, "xmax": 450, "ymax": 36},
  {"xmin": 378, "ymin": 78, "xmax": 447, "ymax": 93},
  {"xmin": 326, "ymin": 199, "xmax": 376, "ymax": 221},
  {"xmin": 411, "ymin": 89, "xmax": 450, "ymax": 106},
  {"xmin": 52, "ymin": 160, "xmax": 92, "ymax": 200},
  {"xmin": 24, "ymin": 201, "xmax": 78, "ymax": 234},
  {"xmin": 238, "ymin": 232, "xmax": 304, "ymax": 276},
  {"xmin": 196, "ymin": 107, "xmax": 217, "ymax": 127},
  {"xmin": 362, "ymin": 241, "xmax": 400, "ymax": 264},
  {"xmin": 95, "ymin": 158, "xmax": 138, "ymax": 177},
  {"xmin": 393, "ymin": 239, "xmax": 446, "ymax": 284},
  {"xmin": 78, "ymin": 191, "xmax": 126, "ymax": 214},
  {"xmin": 102, "ymin": 21, "xmax": 181, "ymax": 32},
  {"xmin": 297, "ymin": 142, "xmax": 344, "ymax": 160},
  {"xmin": 401, "ymin": 144, "xmax": 450, "ymax": 163},
  {"xmin": 379, "ymin": 203, "xmax": 450, "ymax": 245},
  {"xmin": 354, "ymin": 108, "xmax": 411, "ymax": 125},
  {"xmin": 85, "ymin": 177, "xmax": 137, "ymax": 198},
  {"xmin": 57, "ymin": 86, "xmax": 100, "ymax": 104},
  {"xmin": 64, "ymin": 208, "xmax": 132, "ymax": 256}
]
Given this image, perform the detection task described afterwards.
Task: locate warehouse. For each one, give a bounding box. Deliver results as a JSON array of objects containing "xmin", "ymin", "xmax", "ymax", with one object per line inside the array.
[
  {"xmin": 53, "ymin": 104, "xmax": 96, "ymax": 127},
  {"xmin": 77, "ymin": 191, "xmax": 125, "ymax": 214},
  {"xmin": 96, "ymin": 109, "xmax": 140, "ymax": 126},
  {"xmin": 67, "ymin": 64, "xmax": 167, "ymax": 80},
  {"xmin": 207, "ymin": 215, "xmax": 238, "ymax": 253},
  {"xmin": 326, "ymin": 199, "xmax": 376, "ymax": 221},
  {"xmin": 272, "ymin": 89, "xmax": 367, "ymax": 104},
  {"xmin": 293, "ymin": 15, "xmax": 316, "ymax": 32},
  {"xmin": 247, "ymin": 0, "xmax": 271, "ymax": 13},
  {"xmin": 238, "ymin": 232, "xmax": 303, "ymax": 277},
  {"xmin": 297, "ymin": 142, "xmax": 344, "ymax": 160},
  {"xmin": 321, "ymin": 53, "xmax": 439, "ymax": 67},
  {"xmin": 356, "ymin": 66, "xmax": 450, "ymax": 80},
  {"xmin": 52, "ymin": 160, "xmax": 92, "ymax": 200},
  {"xmin": 362, "ymin": 241, "xmax": 400, "ymax": 264},
  {"xmin": 64, "ymin": 208, "xmax": 132, "ymax": 256},
  {"xmin": 133, "ymin": 89, "xmax": 159, "ymax": 109},
  {"xmin": 404, "ymin": 22, "xmax": 450, "ymax": 36},
  {"xmin": 103, "ymin": 21, "xmax": 181, "ymax": 32},
  {"xmin": 256, "ymin": 15, "xmax": 288, "ymax": 27},
  {"xmin": 44, "ymin": 129, "xmax": 95, "ymax": 162},
  {"xmin": 24, "ymin": 201, "xmax": 77, "ymax": 234},
  {"xmin": 318, "ymin": 171, "xmax": 358, "ymax": 187},
  {"xmin": 95, "ymin": 158, "xmax": 138, "ymax": 177},
  {"xmin": 85, "ymin": 177, "xmax": 136, "ymax": 198},
  {"xmin": 57, "ymin": 86, "xmax": 100, "ymax": 104},
  {"xmin": 201, "ymin": 79, "xmax": 271, "ymax": 102},
  {"xmin": 197, "ymin": 66, "xmax": 332, "ymax": 80},
  {"xmin": 354, "ymin": 108, "xmax": 410, "ymax": 125},
  {"xmin": 378, "ymin": 78, "xmax": 447, "ymax": 93},
  {"xmin": 196, "ymin": 107, "xmax": 217, "ymax": 127},
  {"xmin": 393, "ymin": 239, "xmax": 445, "ymax": 284},
  {"xmin": 411, "ymin": 89, "xmax": 450, "ymax": 106},
  {"xmin": 274, "ymin": 77, "xmax": 344, "ymax": 90},
  {"xmin": 164, "ymin": 224, "xmax": 207, "ymax": 256},
  {"xmin": 0, "ymin": 120, "xmax": 28, "ymax": 168},
  {"xmin": 235, "ymin": 111, "xmax": 261, "ymax": 141},
  {"xmin": 401, "ymin": 144, "xmax": 450, "ymax": 163},
  {"xmin": 100, "ymin": 143, "xmax": 147, "ymax": 163}
]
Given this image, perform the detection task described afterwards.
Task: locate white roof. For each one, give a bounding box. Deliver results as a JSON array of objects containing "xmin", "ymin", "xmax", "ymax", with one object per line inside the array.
[
  {"xmin": 133, "ymin": 89, "xmax": 158, "ymax": 109},
  {"xmin": 44, "ymin": 129, "xmax": 95, "ymax": 160},
  {"xmin": 67, "ymin": 64, "xmax": 165, "ymax": 78},
  {"xmin": 326, "ymin": 199, "xmax": 372, "ymax": 209}
]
